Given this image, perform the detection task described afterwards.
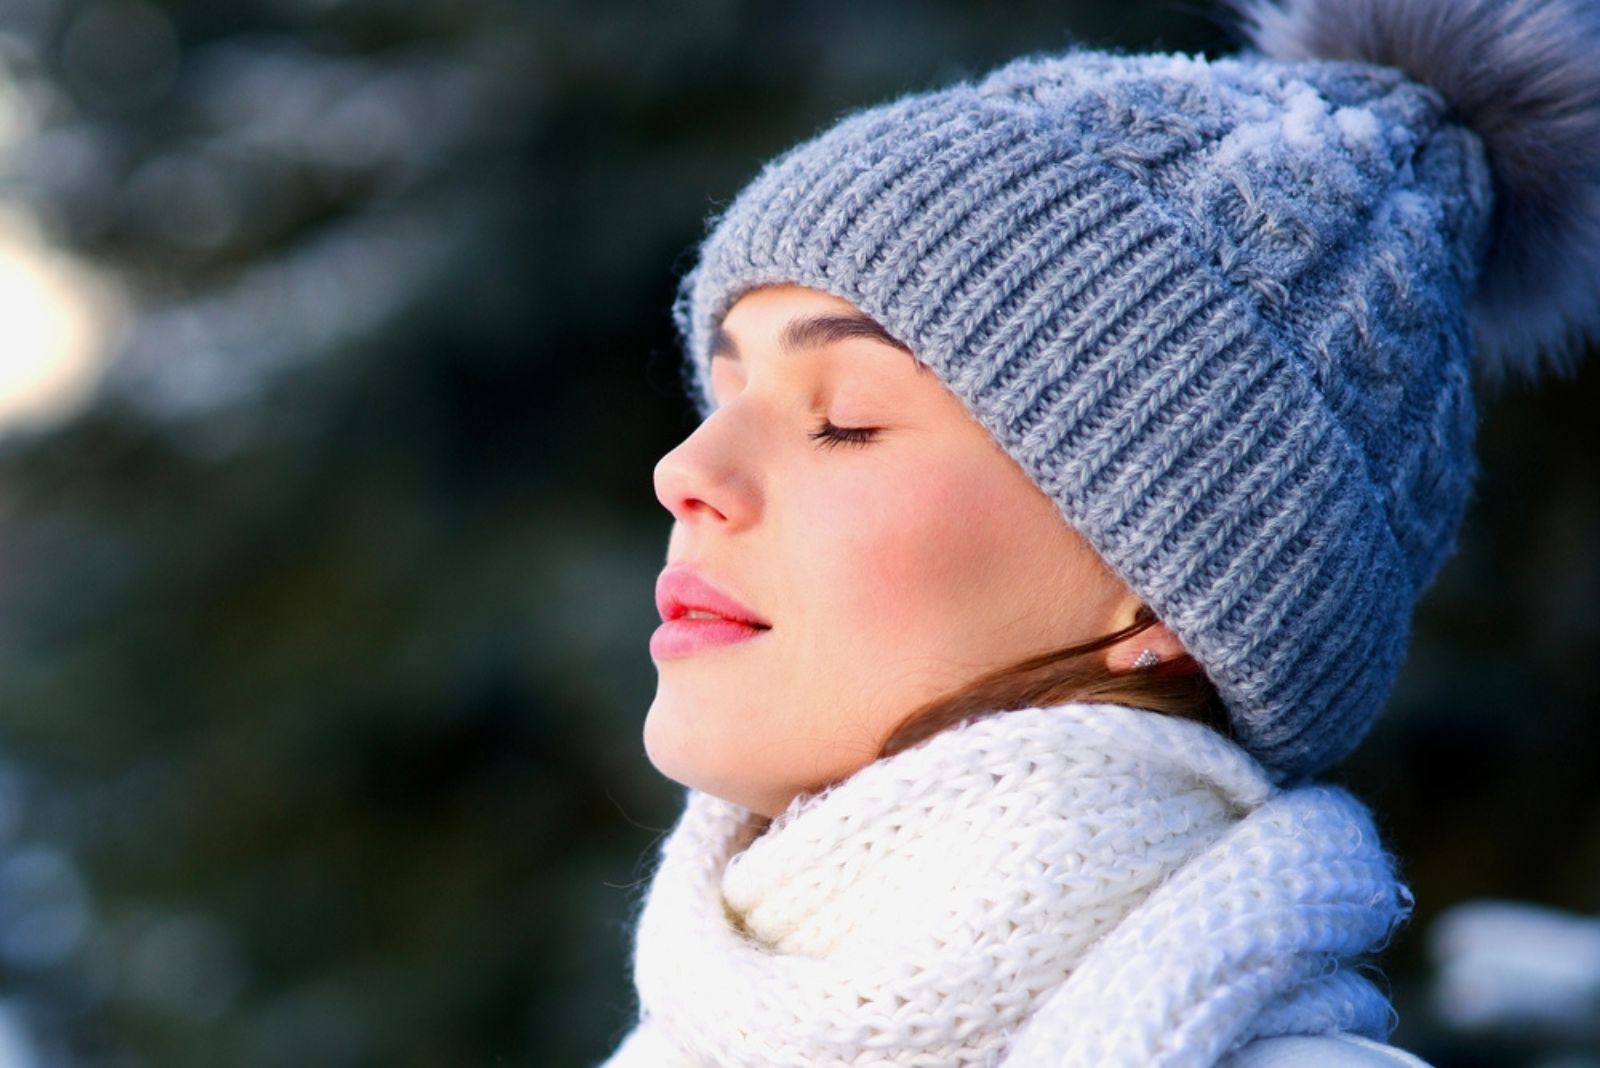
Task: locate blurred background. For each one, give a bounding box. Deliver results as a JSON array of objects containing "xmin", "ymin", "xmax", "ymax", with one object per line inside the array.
[{"xmin": 0, "ymin": 1, "xmax": 1594, "ymax": 1065}]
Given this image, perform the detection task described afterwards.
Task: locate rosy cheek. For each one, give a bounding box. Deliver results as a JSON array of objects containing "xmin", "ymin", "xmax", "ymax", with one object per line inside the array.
[{"xmin": 829, "ymin": 463, "xmax": 1000, "ymax": 637}]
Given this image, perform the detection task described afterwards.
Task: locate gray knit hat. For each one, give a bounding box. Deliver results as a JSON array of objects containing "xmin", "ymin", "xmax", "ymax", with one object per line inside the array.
[{"xmin": 670, "ymin": 0, "xmax": 1600, "ymax": 780}]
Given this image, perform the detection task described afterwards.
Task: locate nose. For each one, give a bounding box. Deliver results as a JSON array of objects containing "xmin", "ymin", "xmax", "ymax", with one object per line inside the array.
[{"xmin": 652, "ymin": 413, "xmax": 759, "ymax": 530}]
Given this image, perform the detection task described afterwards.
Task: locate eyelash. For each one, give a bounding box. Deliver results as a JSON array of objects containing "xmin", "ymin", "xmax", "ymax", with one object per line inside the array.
[{"xmin": 809, "ymin": 421, "xmax": 880, "ymax": 450}]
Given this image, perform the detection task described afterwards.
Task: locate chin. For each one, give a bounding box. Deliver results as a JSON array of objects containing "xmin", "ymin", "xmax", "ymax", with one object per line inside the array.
[
  {"xmin": 642, "ymin": 695, "xmax": 780, "ymax": 814},
  {"xmin": 642, "ymin": 690, "xmax": 717, "ymax": 786},
  {"xmin": 640, "ymin": 691, "xmax": 684, "ymax": 778}
]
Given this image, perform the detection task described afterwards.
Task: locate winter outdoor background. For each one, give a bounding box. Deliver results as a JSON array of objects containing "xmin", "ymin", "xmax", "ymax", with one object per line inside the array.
[{"xmin": 0, "ymin": 1, "xmax": 1596, "ymax": 1065}]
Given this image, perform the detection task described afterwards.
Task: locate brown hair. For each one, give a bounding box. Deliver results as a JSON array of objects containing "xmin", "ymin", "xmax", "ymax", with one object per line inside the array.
[{"xmin": 875, "ymin": 606, "xmax": 1232, "ymax": 760}]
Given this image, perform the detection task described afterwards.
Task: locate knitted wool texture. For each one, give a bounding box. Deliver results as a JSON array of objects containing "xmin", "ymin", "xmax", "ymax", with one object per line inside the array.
[
  {"xmin": 671, "ymin": 48, "xmax": 1490, "ymax": 779},
  {"xmin": 601, "ymin": 703, "xmax": 1411, "ymax": 1067}
]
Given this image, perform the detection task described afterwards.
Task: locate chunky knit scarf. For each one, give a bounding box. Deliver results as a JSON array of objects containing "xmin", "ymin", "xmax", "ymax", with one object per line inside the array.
[{"xmin": 601, "ymin": 703, "xmax": 1411, "ymax": 1067}]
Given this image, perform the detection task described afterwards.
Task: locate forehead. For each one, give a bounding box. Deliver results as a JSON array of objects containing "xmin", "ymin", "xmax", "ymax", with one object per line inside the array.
[{"xmin": 712, "ymin": 285, "xmax": 917, "ymax": 368}]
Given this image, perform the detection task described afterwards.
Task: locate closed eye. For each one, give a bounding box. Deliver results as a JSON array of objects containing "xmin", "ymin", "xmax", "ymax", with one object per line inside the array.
[{"xmin": 809, "ymin": 421, "xmax": 880, "ymax": 450}]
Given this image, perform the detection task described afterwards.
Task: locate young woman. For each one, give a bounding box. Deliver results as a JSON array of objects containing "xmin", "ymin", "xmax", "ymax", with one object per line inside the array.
[{"xmin": 603, "ymin": 0, "xmax": 1600, "ymax": 1063}]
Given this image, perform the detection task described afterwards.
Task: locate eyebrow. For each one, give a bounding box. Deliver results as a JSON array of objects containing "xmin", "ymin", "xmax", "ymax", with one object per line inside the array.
[{"xmin": 711, "ymin": 311, "xmax": 920, "ymax": 367}]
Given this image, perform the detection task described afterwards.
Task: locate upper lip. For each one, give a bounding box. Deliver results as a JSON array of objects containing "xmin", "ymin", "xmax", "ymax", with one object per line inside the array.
[{"xmin": 656, "ymin": 565, "xmax": 771, "ymax": 627}]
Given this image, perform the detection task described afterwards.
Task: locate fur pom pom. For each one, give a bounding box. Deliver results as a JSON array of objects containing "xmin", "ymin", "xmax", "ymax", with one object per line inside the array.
[{"xmin": 1230, "ymin": 0, "xmax": 1600, "ymax": 383}]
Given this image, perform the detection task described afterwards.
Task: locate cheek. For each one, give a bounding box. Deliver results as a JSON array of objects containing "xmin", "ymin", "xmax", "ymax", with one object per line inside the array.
[{"xmin": 815, "ymin": 458, "xmax": 1012, "ymax": 642}]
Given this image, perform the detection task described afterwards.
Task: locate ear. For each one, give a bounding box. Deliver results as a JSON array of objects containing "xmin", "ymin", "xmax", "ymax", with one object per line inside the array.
[{"xmin": 1103, "ymin": 608, "xmax": 1194, "ymax": 674}]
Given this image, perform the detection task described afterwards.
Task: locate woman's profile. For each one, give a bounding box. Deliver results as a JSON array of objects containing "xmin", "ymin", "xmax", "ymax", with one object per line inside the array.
[{"xmin": 602, "ymin": 0, "xmax": 1600, "ymax": 1063}]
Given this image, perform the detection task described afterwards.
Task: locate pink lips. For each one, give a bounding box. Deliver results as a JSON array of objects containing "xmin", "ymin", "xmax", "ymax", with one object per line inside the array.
[{"xmin": 651, "ymin": 565, "xmax": 771, "ymax": 660}]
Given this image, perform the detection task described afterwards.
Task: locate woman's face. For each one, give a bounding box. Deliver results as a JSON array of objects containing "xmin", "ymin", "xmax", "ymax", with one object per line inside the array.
[{"xmin": 647, "ymin": 284, "xmax": 1143, "ymax": 818}]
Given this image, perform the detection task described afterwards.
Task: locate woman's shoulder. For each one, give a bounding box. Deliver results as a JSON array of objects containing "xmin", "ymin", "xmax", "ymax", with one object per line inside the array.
[{"xmin": 1220, "ymin": 1033, "xmax": 1433, "ymax": 1067}]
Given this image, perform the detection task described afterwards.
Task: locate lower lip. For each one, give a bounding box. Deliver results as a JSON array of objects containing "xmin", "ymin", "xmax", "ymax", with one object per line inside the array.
[{"xmin": 650, "ymin": 618, "xmax": 770, "ymax": 659}]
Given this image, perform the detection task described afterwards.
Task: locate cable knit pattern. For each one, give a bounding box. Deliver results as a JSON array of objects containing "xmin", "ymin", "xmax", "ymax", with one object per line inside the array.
[
  {"xmin": 670, "ymin": 47, "xmax": 1490, "ymax": 779},
  {"xmin": 601, "ymin": 704, "xmax": 1411, "ymax": 1066}
]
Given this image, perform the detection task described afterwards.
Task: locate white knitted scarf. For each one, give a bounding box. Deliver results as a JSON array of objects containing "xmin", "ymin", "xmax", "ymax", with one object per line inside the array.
[{"xmin": 601, "ymin": 702, "xmax": 1411, "ymax": 1067}]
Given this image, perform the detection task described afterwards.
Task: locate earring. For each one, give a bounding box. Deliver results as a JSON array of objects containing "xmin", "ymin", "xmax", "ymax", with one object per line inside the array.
[{"xmin": 1131, "ymin": 648, "xmax": 1160, "ymax": 670}]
